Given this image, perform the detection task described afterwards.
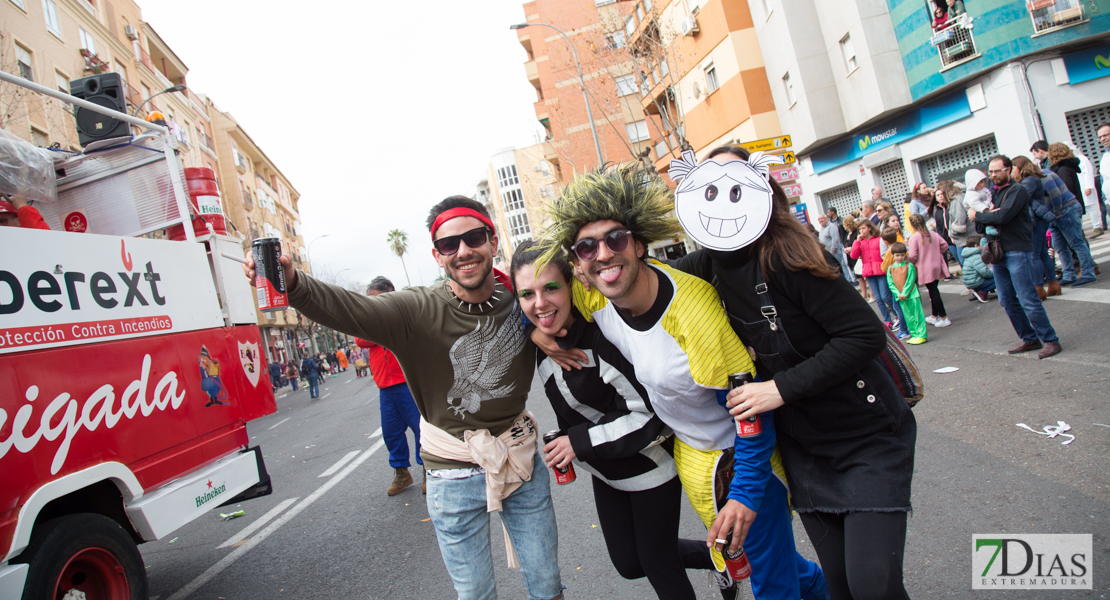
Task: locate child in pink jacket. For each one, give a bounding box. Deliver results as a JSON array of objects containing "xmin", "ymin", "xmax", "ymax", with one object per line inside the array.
[{"xmin": 907, "ymin": 213, "xmax": 951, "ymax": 327}]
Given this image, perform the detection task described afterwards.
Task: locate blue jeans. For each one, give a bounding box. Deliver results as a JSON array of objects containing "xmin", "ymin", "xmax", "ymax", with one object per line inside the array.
[
  {"xmin": 834, "ymin": 250, "xmax": 856, "ymax": 284},
  {"xmin": 974, "ymin": 278, "xmax": 997, "ymax": 294},
  {"xmin": 426, "ymin": 453, "xmax": 563, "ymax": 600},
  {"xmin": 289, "ymin": 376, "xmax": 298, "ymax": 391},
  {"xmin": 1031, "ymin": 219, "xmax": 1056, "ymax": 284},
  {"xmin": 992, "ymin": 252, "xmax": 1059, "ymax": 344},
  {"xmin": 307, "ymin": 376, "xmax": 320, "ymax": 398},
  {"xmin": 866, "ymin": 275, "xmax": 908, "ymax": 334},
  {"xmin": 1049, "ymin": 203, "xmax": 1096, "ymax": 281},
  {"xmin": 380, "ymin": 383, "xmax": 423, "ymax": 468}
]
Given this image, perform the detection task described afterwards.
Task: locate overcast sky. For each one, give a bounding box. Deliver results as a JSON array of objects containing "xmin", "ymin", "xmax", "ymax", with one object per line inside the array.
[{"xmin": 141, "ymin": 1, "xmax": 543, "ymax": 289}]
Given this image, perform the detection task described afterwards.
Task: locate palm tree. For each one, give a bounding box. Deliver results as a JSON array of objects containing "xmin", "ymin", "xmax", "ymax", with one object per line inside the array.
[{"xmin": 386, "ymin": 229, "xmax": 411, "ymax": 287}]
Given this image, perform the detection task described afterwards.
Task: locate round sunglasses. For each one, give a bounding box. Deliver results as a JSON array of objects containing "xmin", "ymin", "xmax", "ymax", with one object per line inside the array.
[
  {"xmin": 570, "ymin": 229, "xmax": 633, "ymax": 262},
  {"xmin": 433, "ymin": 227, "xmax": 491, "ymax": 256}
]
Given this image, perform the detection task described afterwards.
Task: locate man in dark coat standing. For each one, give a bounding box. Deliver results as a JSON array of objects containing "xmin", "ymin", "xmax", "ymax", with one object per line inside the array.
[{"xmin": 970, "ymin": 155, "xmax": 1061, "ymax": 359}]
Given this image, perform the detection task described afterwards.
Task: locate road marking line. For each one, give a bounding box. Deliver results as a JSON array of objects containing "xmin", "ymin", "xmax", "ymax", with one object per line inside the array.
[
  {"xmin": 321, "ymin": 393, "xmax": 331, "ymax": 399},
  {"xmin": 266, "ymin": 417, "xmax": 291, "ymax": 431},
  {"xmin": 216, "ymin": 497, "xmax": 299, "ymax": 549},
  {"xmin": 368, "ymin": 427, "xmax": 382, "ymax": 438},
  {"xmin": 166, "ymin": 440, "xmax": 385, "ymax": 600},
  {"xmin": 318, "ymin": 451, "xmax": 361, "ymax": 478}
]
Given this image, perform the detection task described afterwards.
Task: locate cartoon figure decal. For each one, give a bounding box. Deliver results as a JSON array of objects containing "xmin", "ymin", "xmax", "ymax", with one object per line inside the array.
[
  {"xmin": 668, "ymin": 149, "xmax": 784, "ymax": 251},
  {"xmin": 198, "ymin": 345, "xmax": 229, "ymax": 407},
  {"xmin": 238, "ymin": 341, "xmax": 261, "ymax": 387}
]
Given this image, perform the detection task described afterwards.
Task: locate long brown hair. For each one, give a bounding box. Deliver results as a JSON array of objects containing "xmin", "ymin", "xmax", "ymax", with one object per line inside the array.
[
  {"xmin": 705, "ymin": 146, "xmax": 840, "ymax": 280},
  {"xmin": 908, "ymin": 213, "xmax": 930, "ymax": 243},
  {"xmin": 1012, "ymin": 155, "xmax": 1044, "ymax": 180}
]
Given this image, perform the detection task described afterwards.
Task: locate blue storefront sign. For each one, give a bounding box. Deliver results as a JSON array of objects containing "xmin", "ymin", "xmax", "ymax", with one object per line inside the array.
[
  {"xmin": 791, "ymin": 203, "xmax": 809, "ymax": 224},
  {"xmin": 810, "ymin": 92, "xmax": 973, "ymax": 174},
  {"xmin": 1062, "ymin": 43, "xmax": 1110, "ymax": 86}
]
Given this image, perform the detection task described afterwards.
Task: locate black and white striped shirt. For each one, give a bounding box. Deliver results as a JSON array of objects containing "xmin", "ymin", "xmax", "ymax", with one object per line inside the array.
[{"xmin": 536, "ymin": 312, "xmax": 676, "ymax": 492}]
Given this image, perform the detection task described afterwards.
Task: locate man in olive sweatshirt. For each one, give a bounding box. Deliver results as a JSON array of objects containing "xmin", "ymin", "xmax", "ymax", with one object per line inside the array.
[{"xmin": 245, "ymin": 196, "xmax": 563, "ymax": 600}]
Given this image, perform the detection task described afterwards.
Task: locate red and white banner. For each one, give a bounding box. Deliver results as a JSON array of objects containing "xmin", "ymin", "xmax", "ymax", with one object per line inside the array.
[{"xmin": 0, "ymin": 228, "xmax": 223, "ymax": 355}]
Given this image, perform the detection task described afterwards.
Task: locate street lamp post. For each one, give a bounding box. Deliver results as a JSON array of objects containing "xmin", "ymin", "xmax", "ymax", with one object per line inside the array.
[
  {"xmin": 133, "ymin": 83, "xmax": 187, "ymax": 117},
  {"xmin": 510, "ymin": 22, "xmax": 604, "ymax": 169},
  {"xmin": 306, "ymin": 234, "xmax": 331, "ymax": 275}
]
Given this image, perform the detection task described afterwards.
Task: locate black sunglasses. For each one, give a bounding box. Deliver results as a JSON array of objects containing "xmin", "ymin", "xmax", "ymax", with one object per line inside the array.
[
  {"xmin": 433, "ymin": 227, "xmax": 491, "ymax": 256},
  {"xmin": 570, "ymin": 229, "xmax": 633, "ymax": 262}
]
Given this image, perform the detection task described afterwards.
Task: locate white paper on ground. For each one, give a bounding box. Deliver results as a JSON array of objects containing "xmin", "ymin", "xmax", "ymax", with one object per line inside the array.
[
  {"xmin": 1016, "ymin": 421, "xmax": 1075, "ymax": 445},
  {"xmin": 933, "ymin": 366, "xmax": 959, "ymax": 373}
]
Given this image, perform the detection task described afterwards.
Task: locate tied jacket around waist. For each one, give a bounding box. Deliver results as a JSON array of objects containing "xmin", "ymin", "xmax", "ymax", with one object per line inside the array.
[{"xmin": 668, "ymin": 247, "xmax": 916, "ymax": 513}]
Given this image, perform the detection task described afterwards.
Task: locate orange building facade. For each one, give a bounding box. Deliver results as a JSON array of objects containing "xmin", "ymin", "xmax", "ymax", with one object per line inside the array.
[
  {"xmin": 621, "ymin": 0, "xmax": 784, "ymax": 177},
  {"xmin": 516, "ymin": 0, "xmax": 663, "ymax": 183}
]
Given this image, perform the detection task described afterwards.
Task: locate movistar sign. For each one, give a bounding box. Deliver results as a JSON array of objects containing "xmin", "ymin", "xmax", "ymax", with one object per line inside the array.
[
  {"xmin": 811, "ymin": 92, "xmax": 972, "ymax": 174},
  {"xmin": 1061, "ymin": 43, "xmax": 1110, "ymax": 86}
]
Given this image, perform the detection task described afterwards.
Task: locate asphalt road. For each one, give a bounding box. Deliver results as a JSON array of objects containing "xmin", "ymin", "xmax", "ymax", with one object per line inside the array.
[{"xmin": 142, "ymin": 248, "xmax": 1110, "ymax": 600}]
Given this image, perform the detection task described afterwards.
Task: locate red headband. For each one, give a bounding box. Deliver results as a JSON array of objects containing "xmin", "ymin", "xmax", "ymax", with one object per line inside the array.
[{"xmin": 431, "ymin": 207, "xmax": 496, "ymax": 240}]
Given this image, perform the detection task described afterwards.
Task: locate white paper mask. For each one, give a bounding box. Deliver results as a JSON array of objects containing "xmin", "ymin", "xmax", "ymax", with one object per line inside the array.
[{"xmin": 668, "ymin": 150, "xmax": 784, "ymax": 251}]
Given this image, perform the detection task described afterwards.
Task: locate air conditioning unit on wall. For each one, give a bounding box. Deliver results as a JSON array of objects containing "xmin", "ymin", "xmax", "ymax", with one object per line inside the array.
[
  {"xmin": 680, "ymin": 15, "xmax": 699, "ymax": 36},
  {"xmin": 124, "ymin": 24, "xmax": 139, "ymax": 40}
]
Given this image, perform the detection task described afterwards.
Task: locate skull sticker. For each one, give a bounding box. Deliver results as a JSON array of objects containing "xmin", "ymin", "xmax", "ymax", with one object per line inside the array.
[{"xmin": 668, "ymin": 150, "xmax": 784, "ymax": 251}]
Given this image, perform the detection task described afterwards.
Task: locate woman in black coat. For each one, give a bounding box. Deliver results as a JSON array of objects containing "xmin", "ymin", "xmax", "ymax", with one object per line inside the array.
[{"xmin": 669, "ymin": 146, "xmax": 916, "ymax": 600}]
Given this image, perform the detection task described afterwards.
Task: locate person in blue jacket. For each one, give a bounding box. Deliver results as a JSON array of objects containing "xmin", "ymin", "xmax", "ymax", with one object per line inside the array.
[{"xmin": 300, "ymin": 353, "xmax": 321, "ymax": 399}]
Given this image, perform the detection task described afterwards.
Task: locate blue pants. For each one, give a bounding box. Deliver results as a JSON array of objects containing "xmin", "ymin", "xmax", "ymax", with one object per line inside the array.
[
  {"xmin": 974, "ymin": 278, "xmax": 997, "ymax": 294},
  {"xmin": 951, "ymin": 244, "xmax": 965, "ymax": 267},
  {"xmin": 1050, "ymin": 203, "xmax": 1096, "ymax": 282},
  {"xmin": 992, "ymin": 251, "xmax": 1059, "ymax": 345},
  {"xmin": 426, "ymin": 453, "xmax": 562, "ymax": 600},
  {"xmin": 307, "ymin": 376, "xmax": 320, "ymax": 399},
  {"xmin": 747, "ymin": 476, "xmax": 825, "ymax": 600},
  {"xmin": 866, "ymin": 275, "xmax": 908, "ymax": 335},
  {"xmin": 380, "ymin": 383, "xmax": 423, "ymax": 468},
  {"xmin": 1032, "ymin": 219, "xmax": 1056, "ymax": 284}
]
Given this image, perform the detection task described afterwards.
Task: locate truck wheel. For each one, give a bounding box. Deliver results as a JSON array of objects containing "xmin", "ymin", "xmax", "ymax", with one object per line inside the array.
[{"xmin": 16, "ymin": 513, "xmax": 148, "ymax": 600}]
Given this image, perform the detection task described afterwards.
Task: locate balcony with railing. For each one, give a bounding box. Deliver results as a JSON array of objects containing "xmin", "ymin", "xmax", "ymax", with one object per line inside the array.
[
  {"xmin": 929, "ymin": 14, "xmax": 980, "ymax": 71},
  {"xmin": 1027, "ymin": 0, "xmax": 1086, "ymax": 35}
]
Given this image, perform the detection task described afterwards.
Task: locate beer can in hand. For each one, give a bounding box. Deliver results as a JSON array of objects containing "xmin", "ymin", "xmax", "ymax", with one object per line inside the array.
[
  {"xmin": 728, "ymin": 372, "xmax": 762, "ymax": 438},
  {"xmin": 723, "ymin": 544, "xmax": 753, "ymax": 581},
  {"xmin": 542, "ymin": 430, "xmax": 576, "ymax": 484},
  {"xmin": 251, "ymin": 238, "xmax": 288, "ymax": 312}
]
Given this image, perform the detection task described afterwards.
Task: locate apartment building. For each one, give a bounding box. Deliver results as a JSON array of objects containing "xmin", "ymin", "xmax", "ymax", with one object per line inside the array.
[
  {"xmin": 0, "ymin": 0, "xmax": 215, "ymax": 172},
  {"xmin": 622, "ymin": 0, "xmax": 783, "ymax": 170},
  {"xmin": 516, "ymin": 0, "xmax": 661, "ymax": 184},
  {"xmin": 2, "ymin": 0, "xmax": 313, "ymax": 362},
  {"xmin": 211, "ymin": 108, "xmax": 308, "ymax": 363},
  {"xmin": 479, "ymin": 142, "xmax": 562, "ymax": 263},
  {"xmin": 749, "ymin": 0, "xmax": 1110, "ymax": 224}
]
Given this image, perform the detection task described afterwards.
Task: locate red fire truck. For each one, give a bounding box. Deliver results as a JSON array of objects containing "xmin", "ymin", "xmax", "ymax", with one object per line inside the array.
[{"xmin": 0, "ymin": 72, "xmax": 277, "ymax": 599}]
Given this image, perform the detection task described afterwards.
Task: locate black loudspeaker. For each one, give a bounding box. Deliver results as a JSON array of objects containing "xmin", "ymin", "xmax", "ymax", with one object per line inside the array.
[{"xmin": 70, "ymin": 73, "xmax": 130, "ymax": 147}]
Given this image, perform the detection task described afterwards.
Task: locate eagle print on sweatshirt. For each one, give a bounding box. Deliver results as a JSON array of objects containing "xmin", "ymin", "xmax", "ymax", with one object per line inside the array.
[{"xmin": 446, "ymin": 303, "xmax": 528, "ymax": 417}]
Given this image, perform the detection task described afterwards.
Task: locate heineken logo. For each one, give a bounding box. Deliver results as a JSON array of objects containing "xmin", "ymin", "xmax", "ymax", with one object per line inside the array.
[{"xmin": 195, "ymin": 479, "xmax": 227, "ymax": 508}]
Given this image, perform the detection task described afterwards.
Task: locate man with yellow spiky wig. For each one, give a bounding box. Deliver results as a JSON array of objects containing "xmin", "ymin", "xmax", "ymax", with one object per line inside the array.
[{"xmin": 533, "ymin": 166, "xmax": 826, "ymax": 600}]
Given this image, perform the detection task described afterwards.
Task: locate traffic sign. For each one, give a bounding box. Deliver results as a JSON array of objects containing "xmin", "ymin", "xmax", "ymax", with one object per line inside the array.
[
  {"xmin": 770, "ymin": 150, "xmax": 796, "ymax": 165},
  {"xmin": 771, "ymin": 166, "xmax": 799, "ymax": 183},
  {"xmin": 736, "ymin": 135, "xmax": 792, "ymax": 153},
  {"xmin": 781, "ymin": 183, "xmax": 803, "ymax": 197}
]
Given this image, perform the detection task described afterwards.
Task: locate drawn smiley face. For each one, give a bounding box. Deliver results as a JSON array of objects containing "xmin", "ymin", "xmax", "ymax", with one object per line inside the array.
[{"xmin": 672, "ymin": 158, "xmax": 774, "ymax": 251}]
